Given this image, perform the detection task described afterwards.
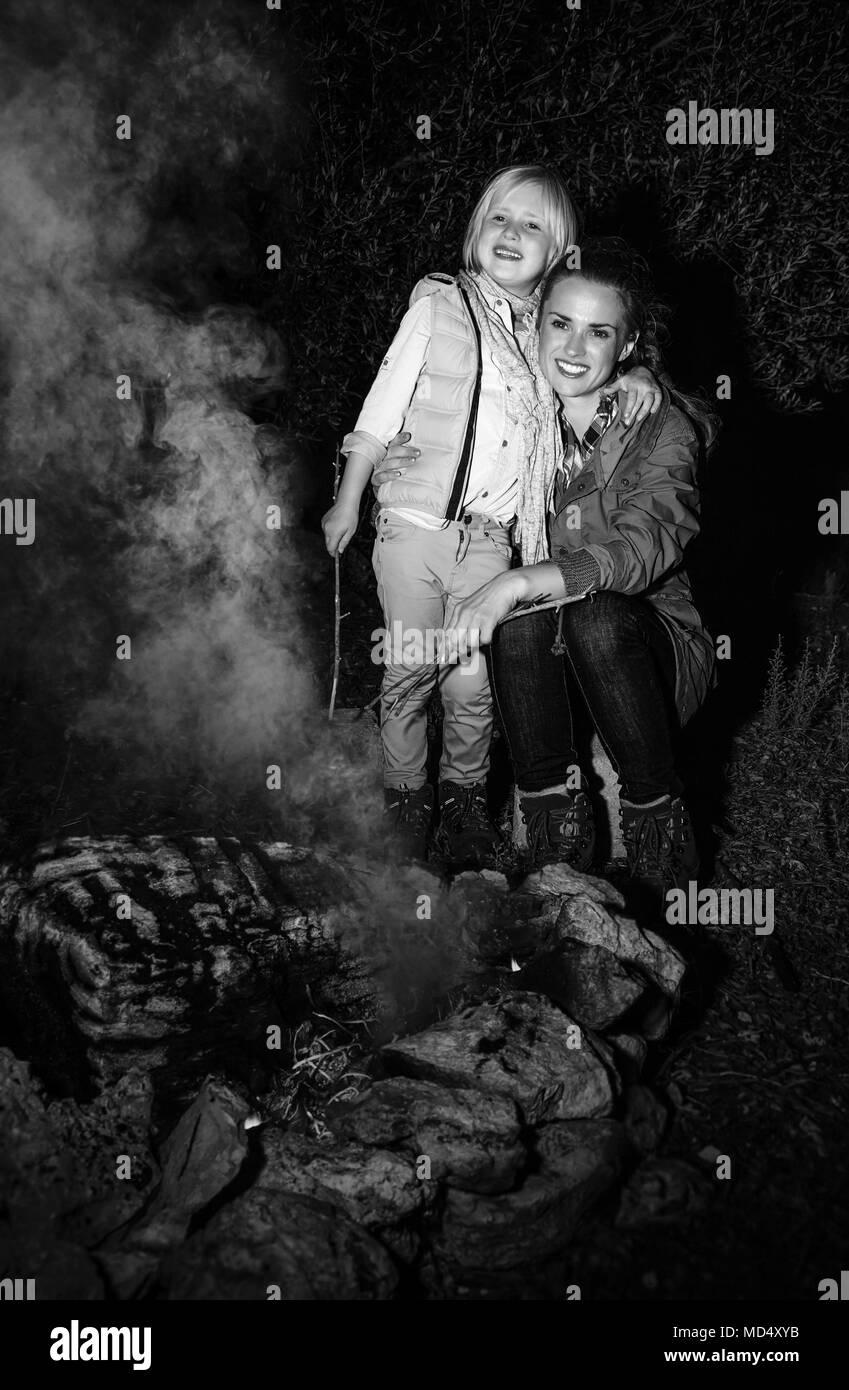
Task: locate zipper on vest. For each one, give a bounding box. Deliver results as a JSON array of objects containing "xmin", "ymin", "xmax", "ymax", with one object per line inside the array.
[{"xmin": 445, "ymin": 283, "xmax": 483, "ymax": 520}]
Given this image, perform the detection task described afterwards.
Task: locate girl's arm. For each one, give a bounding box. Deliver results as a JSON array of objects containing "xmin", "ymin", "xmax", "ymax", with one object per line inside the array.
[
  {"xmin": 322, "ymin": 296, "xmax": 431, "ymax": 556},
  {"xmin": 616, "ymin": 366, "xmax": 662, "ymax": 426},
  {"xmin": 322, "ymin": 451, "xmax": 375, "ymax": 557}
]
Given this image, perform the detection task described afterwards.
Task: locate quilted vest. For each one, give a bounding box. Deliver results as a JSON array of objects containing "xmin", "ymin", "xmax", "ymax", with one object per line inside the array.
[{"xmin": 373, "ymin": 274, "xmax": 483, "ymax": 520}]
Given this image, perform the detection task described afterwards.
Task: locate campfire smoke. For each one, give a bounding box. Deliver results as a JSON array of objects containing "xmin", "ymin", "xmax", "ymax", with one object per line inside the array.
[
  {"xmin": 0, "ymin": 0, "xmax": 464, "ymax": 1007},
  {"xmin": 0, "ymin": 1, "xmax": 385, "ymax": 838}
]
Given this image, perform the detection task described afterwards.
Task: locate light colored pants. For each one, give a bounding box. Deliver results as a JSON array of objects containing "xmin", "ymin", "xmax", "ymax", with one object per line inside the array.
[{"xmin": 372, "ymin": 511, "xmax": 513, "ymax": 789}]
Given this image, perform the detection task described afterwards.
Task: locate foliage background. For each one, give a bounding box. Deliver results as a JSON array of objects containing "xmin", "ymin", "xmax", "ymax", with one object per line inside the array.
[
  {"xmin": 270, "ymin": 0, "xmax": 847, "ymax": 444},
  {"xmin": 246, "ymin": 0, "xmax": 847, "ymax": 708}
]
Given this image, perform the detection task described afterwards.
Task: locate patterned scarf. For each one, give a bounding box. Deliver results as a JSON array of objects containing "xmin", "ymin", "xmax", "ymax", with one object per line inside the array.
[
  {"xmin": 470, "ymin": 267, "xmax": 540, "ymax": 332},
  {"xmin": 459, "ymin": 269, "xmax": 561, "ymax": 564}
]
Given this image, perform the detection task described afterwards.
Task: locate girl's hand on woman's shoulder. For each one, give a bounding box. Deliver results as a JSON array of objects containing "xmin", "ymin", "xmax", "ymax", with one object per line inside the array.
[{"xmin": 616, "ymin": 366, "xmax": 662, "ymax": 428}]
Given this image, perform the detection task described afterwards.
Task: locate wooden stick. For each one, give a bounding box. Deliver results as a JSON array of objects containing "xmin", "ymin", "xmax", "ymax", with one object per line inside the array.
[
  {"xmin": 355, "ymin": 594, "xmax": 581, "ymax": 719},
  {"xmin": 328, "ymin": 444, "xmax": 342, "ymax": 723},
  {"xmin": 498, "ymin": 592, "xmax": 580, "ymax": 622}
]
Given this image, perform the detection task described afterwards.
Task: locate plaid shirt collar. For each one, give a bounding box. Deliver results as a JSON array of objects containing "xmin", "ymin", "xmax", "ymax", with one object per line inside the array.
[
  {"xmin": 564, "ymin": 391, "xmax": 618, "ymax": 461},
  {"xmin": 557, "ymin": 392, "xmax": 618, "ymax": 490}
]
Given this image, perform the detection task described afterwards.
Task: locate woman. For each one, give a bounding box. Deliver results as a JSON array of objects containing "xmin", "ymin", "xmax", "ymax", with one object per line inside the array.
[{"xmin": 440, "ymin": 238, "xmax": 716, "ymax": 905}]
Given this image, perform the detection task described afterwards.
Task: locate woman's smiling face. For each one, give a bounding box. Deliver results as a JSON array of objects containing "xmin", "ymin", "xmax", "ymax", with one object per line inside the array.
[{"xmin": 539, "ymin": 275, "xmax": 637, "ymax": 403}]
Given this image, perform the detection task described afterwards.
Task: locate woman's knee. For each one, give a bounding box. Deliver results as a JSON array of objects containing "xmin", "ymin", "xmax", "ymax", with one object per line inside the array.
[
  {"xmin": 560, "ymin": 590, "xmax": 639, "ymax": 656},
  {"xmin": 491, "ymin": 608, "xmax": 554, "ymax": 670}
]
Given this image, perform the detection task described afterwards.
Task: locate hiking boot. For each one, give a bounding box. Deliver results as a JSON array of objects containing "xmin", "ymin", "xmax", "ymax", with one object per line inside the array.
[
  {"xmin": 438, "ymin": 781, "xmax": 500, "ymax": 863},
  {"xmin": 518, "ymin": 786, "xmax": 596, "ymax": 873},
  {"xmin": 383, "ymin": 784, "xmax": 434, "ymax": 861},
  {"xmin": 620, "ymin": 794, "xmax": 699, "ymax": 911}
]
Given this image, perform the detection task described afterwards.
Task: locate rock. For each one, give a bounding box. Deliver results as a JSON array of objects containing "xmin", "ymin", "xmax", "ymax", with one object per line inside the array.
[
  {"xmin": 95, "ymin": 1076, "xmax": 252, "ymax": 1296},
  {"xmin": 130, "ymin": 1077, "xmax": 250, "ymax": 1246},
  {"xmin": 552, "ymin": 896, "xmax": 686, "ymax": 1000},
  {"xmin": 608, "ymin": 1033, "xmax": 648, "ymax": 1078},
  {"xmin": 515, "ymin": 940, "xmax": 648, "ymax": 1031},
  {"xmin": 623, "ymin": 1085, "xmax": 669, "ymax": 1156},
  {"xmin": 0, "ymin": 836, "xmax": 386, "ymax": 1096},
  {"xmin": 520, "ymin": 862, "xmax": 625, "ymax": 910},
  {"xmin": 434, "ymin": 1119, "xmax": 628, "ymax": 1274},
  {"xmin": 616, "ymin": 1157, "xmax": 711, "ymax": 1229},
  {"xmin": 0, "ymin": 1051, "xmax": 156, "ymax": 1228},
  {"xmin": 329, "ymin": 1076, "xmax": 525, "ymax": 1194},
  {"xmin": 381, "ymin": 990, "xmax": 617, "ymax": 1123},
  {"xmin": 254, "ymin": 1125, "xmax": 424, "ymax": 1261},
  {"xmin": 45, "ymin": 1071, "xmax": 159, "ymax": 1248},
  {"xmin": 635, "ymin": 994, "xmax": 677, "ymax": 1042},
  {"xmin": 452, "ymin": 870, "xmax": 511, "ymax": 896},
  {"xmin": 0, "ymin": 1047, "xmax": 156, "ymax": 1298},
  {"xmin": 11, "ymin": 1241, "xmax": 105, "ymax": 1301},
  {"xmin": 153, "ymin": 1077, "xmax": 250, "ymax": 1220},
  {"xmin": 161, "ymin": 1189, "xmax": 398, "ymax": 1300}
]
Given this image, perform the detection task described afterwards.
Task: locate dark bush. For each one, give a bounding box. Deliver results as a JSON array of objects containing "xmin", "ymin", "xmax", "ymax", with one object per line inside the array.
[{"xmin": 270, "ymin": 0, "xmax": 847, "ymax": 446}]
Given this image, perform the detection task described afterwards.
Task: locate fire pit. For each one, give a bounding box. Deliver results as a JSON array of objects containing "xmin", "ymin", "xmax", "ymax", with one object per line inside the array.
[{"xmin": 0, "ymin": 834, "xmax": 688, "ymax": 1298}]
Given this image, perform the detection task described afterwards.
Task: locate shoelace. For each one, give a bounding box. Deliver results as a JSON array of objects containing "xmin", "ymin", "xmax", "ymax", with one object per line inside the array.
[
  {"xmin": 622, "ymin": 808, "xmax": 684, "ymax": 887},
  {"xmin": 441, "ymin": 787, "xmax": 489, "ymax": 831},
  {"xmin": 668, "ymin": 804, "xmax": 692, "ymax": 850},
  {"xmin": 386, "ymin": 788, "xmax": 432, "ymax": 833},
  {"xmin": 525, "ymin": 797, "xmax": 590, "ymax": 862}
]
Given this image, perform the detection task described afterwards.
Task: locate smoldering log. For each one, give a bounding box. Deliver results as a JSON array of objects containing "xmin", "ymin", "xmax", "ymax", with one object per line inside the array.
[{"xmin": 0, "ymin": 835, "xmax": 406, "ymax": 1100}]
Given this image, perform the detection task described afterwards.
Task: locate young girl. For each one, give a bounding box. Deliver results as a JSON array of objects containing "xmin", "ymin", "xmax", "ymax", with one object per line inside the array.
[
  {"xmin": 442, "ymin": 237, "xmax": 716, "ymax": 904},
  {"xmin": 322, "ymin": 171, "xmax": 660, "ymax": 863}
]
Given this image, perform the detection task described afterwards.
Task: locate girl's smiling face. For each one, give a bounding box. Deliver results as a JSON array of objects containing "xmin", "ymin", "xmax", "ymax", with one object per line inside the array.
[
  {"xmin": 540, "ymin": 275, "xmax": 637, "ymax": 403},
  {"xmin": 475, "ymin": 183, "xmax": 554, "ymax": 297}
]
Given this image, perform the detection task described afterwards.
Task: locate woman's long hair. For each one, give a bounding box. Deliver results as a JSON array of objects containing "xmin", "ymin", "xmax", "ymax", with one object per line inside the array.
[{"xmin": 540, "ymin": 237, "xmax": 719, "ymax": 451}]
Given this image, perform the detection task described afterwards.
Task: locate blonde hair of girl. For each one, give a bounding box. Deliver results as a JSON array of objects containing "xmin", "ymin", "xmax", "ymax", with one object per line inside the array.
[{"xmin": 462, "ymin": 164, "xmax": 578, "ymax": 277}]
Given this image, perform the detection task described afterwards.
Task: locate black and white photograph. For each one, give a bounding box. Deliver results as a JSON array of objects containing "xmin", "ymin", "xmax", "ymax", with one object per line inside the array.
[{"xmin": 0, "ymin": 0, "xmax": 847, "ymax": 1358}]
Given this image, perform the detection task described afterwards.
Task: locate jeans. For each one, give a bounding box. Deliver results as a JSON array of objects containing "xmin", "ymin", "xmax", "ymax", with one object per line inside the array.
[
  {"xmin": 489, "ymin": 590, "xmax": 682, "ymax": 803},
  {"xmin": 372, "ymin": 512, "xmax": 513, "ymax": 788}
]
